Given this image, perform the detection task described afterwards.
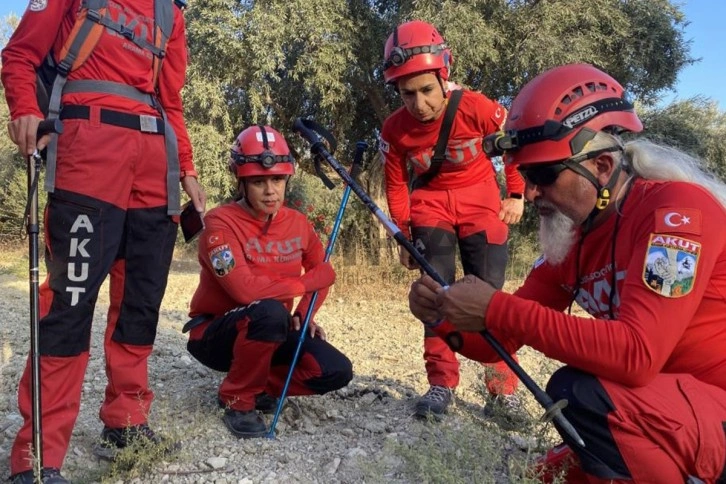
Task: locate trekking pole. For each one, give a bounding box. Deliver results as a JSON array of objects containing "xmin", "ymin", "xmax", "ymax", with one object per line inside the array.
[
  {"xmin": 23, "ymin": 119, "xmax": 64, "ymax": 479},
  {"xmin": 266, "ymin": 139, "xmax": 369, "ymax": 439},
  {"xmin": 293, "ymin": 118, "xmax": 585, "ymax": 448}
]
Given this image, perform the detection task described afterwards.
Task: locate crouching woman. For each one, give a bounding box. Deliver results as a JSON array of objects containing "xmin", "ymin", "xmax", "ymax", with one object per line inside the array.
[{"xmin": 185, "ymin": 125, "xmax": 353, "ymax": 438}]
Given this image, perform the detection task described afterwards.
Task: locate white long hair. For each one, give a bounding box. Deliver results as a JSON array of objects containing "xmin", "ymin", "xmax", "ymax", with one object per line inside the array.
[{"xmin": 584, "ymin": 132, "xmax": 726, "ymax": 210}]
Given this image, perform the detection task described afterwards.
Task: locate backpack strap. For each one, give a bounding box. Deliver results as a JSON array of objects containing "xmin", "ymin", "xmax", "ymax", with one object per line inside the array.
[
  {"xmin": 411, "ymin": 89, "xmax": 463, "ymax": 190},
  {"xmin": 152, "ymin": 0, "xmax": 174, "ymax": 86}
]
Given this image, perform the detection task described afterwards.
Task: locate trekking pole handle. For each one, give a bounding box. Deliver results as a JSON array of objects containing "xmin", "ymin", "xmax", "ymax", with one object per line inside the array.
[
  {"xmin": 350, "ymin": 141, "xmax": 369, "ymax": 181},
  {"xmin": 37, "ymin": 119, "xmax": 63, "ymax": 137}
]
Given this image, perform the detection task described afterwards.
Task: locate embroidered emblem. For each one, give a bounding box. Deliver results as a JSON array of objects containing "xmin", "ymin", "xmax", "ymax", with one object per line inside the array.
[
  {"xmin": 209, "ymin": 244, "xmax": 236, "ymax": 277},
  {"xmin": 642, "ymin": 234, "xmax": 700, "ymax": 297},
  {"xmin": 29, "ymin": 0, "xmax": 47, "ymax": 11}
]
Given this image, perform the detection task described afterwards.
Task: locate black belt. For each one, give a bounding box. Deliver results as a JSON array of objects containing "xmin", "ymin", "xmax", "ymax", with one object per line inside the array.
[{"xmin": 60, "ymin": 105, "xmax": 165, "ymax": 134}]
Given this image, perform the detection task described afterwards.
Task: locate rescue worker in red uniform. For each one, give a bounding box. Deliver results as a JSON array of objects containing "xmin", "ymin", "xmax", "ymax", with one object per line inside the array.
[
  {"xmin": 409, "ymin": 63, "xmax": 726, "ymax": 483},
  {"xmin": 2, "ymin": 0, "xmax": 205, "ymax": 480},
  {"xmin": 379, "ymin": 20, "xmax": 525, "ymax": 419},
  {"xmin": 185, "ymin": 125, "xmax": 353, "ymax": 439}
]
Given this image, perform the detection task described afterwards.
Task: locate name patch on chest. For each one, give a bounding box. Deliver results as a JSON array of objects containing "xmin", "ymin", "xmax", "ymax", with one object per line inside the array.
[{"xmin": 642, "ymin": 234, "xmax": 700, "ymax": 297}]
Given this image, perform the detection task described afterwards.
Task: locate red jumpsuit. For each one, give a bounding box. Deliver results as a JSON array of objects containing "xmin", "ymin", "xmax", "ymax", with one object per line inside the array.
[
  {"xmin": 187, "ymin": 202, "xmax": 353, "ymax": 411},
  {"xmin": 2, "ymin": 0, "xmax": 195, "ymax": 474},
  {"xmin": 380, "ymin": 89, "xmax": 524, "ymax": 393},
  {"xmin": 433, "ymin": 179, "xmax": 726, "ymax": 482}
]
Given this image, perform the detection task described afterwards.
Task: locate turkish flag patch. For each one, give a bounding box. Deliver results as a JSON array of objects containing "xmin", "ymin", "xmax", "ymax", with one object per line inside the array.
[
  {"xmin": 654, "ymin": 208, "xmax": 702, "ymax": 235},
  {"xmin": 206, "ymin": 231, "xmax": 225, "ymax": 248}
]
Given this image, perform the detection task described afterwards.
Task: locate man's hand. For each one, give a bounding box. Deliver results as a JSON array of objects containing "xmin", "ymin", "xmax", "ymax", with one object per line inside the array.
[
  {"xmin": 291, "ymin": 314, "xmax": 326, "ymax": 340},
  {"xmin": 408, "ymin": 275, "xmax": 443, "ymax": 324},
  {"xmin": 181, "ymin": 176, "xmax": 207, "ymax": 213},
  {"xmin": 435, "ymin": 274, "xmax": 496, "ymax": 332},
  {"xmin": 399, "ymin": 246, "xmax": 419, "ymax": 270},
  {"xmin": 8, "ymin": 114, "xmax": 48, "ymax": 156},
  {"xmin": 499, "ymin": 197, "xmax": 524, "ymax": 225}
]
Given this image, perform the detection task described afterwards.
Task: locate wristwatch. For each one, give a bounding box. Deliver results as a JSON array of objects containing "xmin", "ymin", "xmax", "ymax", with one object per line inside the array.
[{"xmin": 508, "ymin": 193, "xmax": 523, "ymax": 199}]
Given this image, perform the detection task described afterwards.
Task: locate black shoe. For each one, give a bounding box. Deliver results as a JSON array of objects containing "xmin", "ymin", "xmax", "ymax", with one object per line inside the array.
[
  {"xmin": 414, "ymin": 385, "xmax": 453, "ymax": 419},
  {"xmin": 254, "ymin": 392, "xmax": 280, "ymax": 414},
  {"xmin": 222, "ymin": 409, "xmax": 267, "ymax": 439},
  {"xmin": 92, "ymin": 423, "xmax": 180, "ymax": 461},
  {"xmin": 218, "ymin": 393, "xmax": 281, "ymax": 414},
  {"xmin": 9, "ymin": 468, "xmax": 69, "ymax": 484}
]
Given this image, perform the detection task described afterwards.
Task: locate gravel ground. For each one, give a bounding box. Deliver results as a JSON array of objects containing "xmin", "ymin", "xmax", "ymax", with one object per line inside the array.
[{"xmin": 0, "ymin": 257, "xmax": 562, "ymax": 483}]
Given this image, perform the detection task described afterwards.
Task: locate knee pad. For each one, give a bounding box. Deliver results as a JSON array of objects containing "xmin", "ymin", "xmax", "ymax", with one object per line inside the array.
[
  {"xmin": 546, "ymin": 366, "xmax": 613, "ymax": 412},
  {"xmin": 458, "ymin": 231, "xmax": 508, "ymax": 289},
  {"xmin": 245, "ymin": 299, "xmax": 290, "ymax": 342},
  {"xmin": 411, "ymin": 225, "xmax": 457, "ymax": 284}
]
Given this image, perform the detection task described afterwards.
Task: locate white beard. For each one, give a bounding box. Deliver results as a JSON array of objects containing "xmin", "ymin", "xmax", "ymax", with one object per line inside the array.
[{"xmin": 538, "ymin": 201, "xmax": 577, "ymax": 266}]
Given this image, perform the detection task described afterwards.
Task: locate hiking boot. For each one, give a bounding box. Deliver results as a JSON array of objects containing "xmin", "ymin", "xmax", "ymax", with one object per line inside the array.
[
  {"xmin": 217, "ymin": 392, "xmax": 281, "ymax": 414},
  {"xmin": 92, "ymin": 423, "xmax": 180, "ymax": 461},
  {"xmin": 9, "ymin": 468, "xmax": 69, "ymax": 484},
  {"xmin": 254, "ymin": 392, "xmax": 280, "ymax": 414},
  {"xmin": 222, "ymin": 409, "xmax": 267, "ymax": 439},
  {"xmin": 414, "ymin": 385, "xmax": 453, "ymax": 419},
  {"xmin": 482, "ymin": 393, "xmax": 529, "ymax": 426}
]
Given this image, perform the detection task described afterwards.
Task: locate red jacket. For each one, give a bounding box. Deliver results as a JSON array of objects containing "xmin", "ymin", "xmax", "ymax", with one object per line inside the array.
[
  {"xmin": 1, "ymin": 0, "xmax": 195, "ymax": 174},
  {"xmin": 189, "ymin": 202, "xmax": 335, "ymax": 320},
  {"xmin": 380, "ymin": 89, "xmax": 525, "ymax": 234},
  {"xmin": 435, "ymin": 179, "xmax": 726, "ymax": 390}
]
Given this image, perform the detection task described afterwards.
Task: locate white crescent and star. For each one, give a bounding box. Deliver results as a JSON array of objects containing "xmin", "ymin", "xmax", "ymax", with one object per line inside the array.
[{"xmin": 664, "ymin": 212, "xmax": 691, "ymax": 227}]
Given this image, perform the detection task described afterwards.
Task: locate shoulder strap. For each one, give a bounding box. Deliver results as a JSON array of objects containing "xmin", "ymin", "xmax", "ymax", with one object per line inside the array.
[
  {"xmin": 151, "ymin": 0, "xmax": 175, "ymax": 86},
  {"xmin": 411, "ymin": 89, "xmax": 463, "ymax": 190}
]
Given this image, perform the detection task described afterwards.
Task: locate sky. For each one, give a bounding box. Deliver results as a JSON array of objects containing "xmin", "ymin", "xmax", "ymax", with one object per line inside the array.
[{"xmin": 0, "ymin": 0, "xmax": 723, "ymax": 109}]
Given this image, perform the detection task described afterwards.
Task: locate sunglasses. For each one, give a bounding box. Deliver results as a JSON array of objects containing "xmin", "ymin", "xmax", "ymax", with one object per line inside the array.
[{"xmin": 517, "ymin": 163, "xmax": 569, "ymax": 187}]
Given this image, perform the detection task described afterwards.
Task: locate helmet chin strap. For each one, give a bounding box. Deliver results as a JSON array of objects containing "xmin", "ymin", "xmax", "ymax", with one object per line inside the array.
[{"xmin": 565, "ymin": 160, "xmax": 623, "ymax": 232}]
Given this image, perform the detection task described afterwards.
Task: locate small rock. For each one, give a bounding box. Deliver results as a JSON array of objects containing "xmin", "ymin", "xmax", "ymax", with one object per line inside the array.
[
  {"xmin": 207, "ymin": 456, "xmax": 228, "ymax": 469},
  {"xmin": 360, "ymin": 392, "xmax": 378, "ymax": 405},
  {"xmin": 327, "ymin": 457, "xmax": 341, "ymax": 475}
]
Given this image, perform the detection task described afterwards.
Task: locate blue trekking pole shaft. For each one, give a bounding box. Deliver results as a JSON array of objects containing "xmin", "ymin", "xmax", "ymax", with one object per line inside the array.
[
  {"xmin": 267, "ymin": 140, "xmax": 369, "ymax": 438},
  {"xmin": 292, "ymin": 117, "xmax": 585, "ymax": 448}
]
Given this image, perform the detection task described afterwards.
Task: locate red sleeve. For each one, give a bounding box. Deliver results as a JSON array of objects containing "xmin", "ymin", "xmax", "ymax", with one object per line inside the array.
[
  {"xmin": 294, "ymin": 222, "xmax": 335, "ymax": 319},
  {"xmin": 513, "ymin": 256, "xmax": 574, "ymax": 310},
  {"xmin": 199, "ymin": 217, "xmax": 306, "ymax": 304},
  {"xmin": 157, "ymin": 9, "xmax": 195, "ymax": 175},
  {"xmin": 473, "ymin": 93, "xmax": 525, "ymax": 195},
  {"xmin": 487, "ymin": 192, "xmax": 726, "ymax": 387},
  {"xmin": 504, "ymin": 161, "xmax": 526, "ymax": 195},
  {"xmin": 381, "ymin": 119, "xmax": 412, "ymax": 239},
  {"xmin": 0, "ymin": 0, "xmax": 74, "ymax": 119}
]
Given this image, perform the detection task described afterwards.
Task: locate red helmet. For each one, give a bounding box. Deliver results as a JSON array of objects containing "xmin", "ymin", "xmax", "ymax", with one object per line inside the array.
[
  {"xmin": 229, "ymin": 125, "xmax": 295, "ymax": 177},
  {"xmin": 491, "ymin": 64, "xmax": 643, "ymax": 166},
  {"xmin": 383, "ymin": 20, "xmax": 452, "ymax": 84}
]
